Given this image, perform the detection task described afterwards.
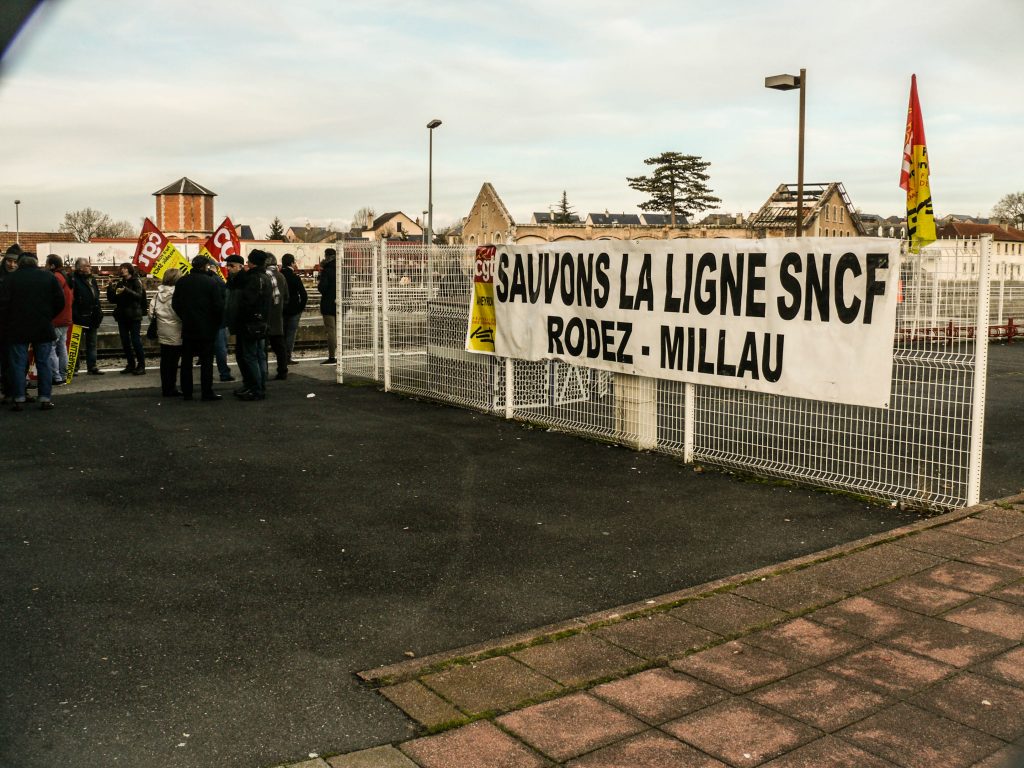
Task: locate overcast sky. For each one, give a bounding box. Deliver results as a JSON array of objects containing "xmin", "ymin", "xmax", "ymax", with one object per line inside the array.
[{"xmin": 1, "ymin": 0, "xmax": 1021, "ymax": 237}]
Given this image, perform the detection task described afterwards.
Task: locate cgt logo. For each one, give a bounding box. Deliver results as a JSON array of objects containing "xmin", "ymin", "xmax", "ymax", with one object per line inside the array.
[
  {"xmin": 474, "ymin": 245, "xmax": 496, "ymax": 283},
  {"xmin": 138, "ymin": 232, "xmax": 163, "ymax": 267}
]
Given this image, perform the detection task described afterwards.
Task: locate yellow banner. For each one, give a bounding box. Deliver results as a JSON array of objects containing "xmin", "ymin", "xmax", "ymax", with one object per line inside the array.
[
  {"xmin": 466, "ymin": 246, "xmax": 496, "ymax": 354},
  {"xmin": 66, "ymin": 324, "xmax": 82, "ymax": 384},
  {"xmin": 150, "ymin": 243, "xmax": 191, "ymax": 280},
  {"xmin": 906, "ymin": 145, "xmax": 936, "ymax": 251}
]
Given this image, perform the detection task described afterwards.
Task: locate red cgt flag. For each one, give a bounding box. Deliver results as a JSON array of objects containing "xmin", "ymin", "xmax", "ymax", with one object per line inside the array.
[
  {"xmin": 133, "ymin": 218, "xmax": 168, "ymax": 275},
  {"xmin": 198, "ymin": 217, "xmax": 241, "ymax": 279}
]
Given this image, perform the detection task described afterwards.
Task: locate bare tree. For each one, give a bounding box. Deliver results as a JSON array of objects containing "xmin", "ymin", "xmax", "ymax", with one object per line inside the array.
[
  {"xmin": 352, "ymin": 206, "xmax": 375, "ymax": 230},
  {"xmin": 992, "ymin": 192, "xmax": 1024, "ymax": 227},
  {"xmin": 59, "ymin": 208, "xmax": 137, "ymax": 242}
]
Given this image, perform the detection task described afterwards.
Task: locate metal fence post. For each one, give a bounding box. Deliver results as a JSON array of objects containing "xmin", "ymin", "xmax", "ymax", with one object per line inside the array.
[
  {"xmin": 967, "ymin": 234, "xmax": 992, "ymax": 506},
  {"xmin": 381, "ymin": 240, "xmax": 391, "ymax": 392},
  {"xmin": 683, "ymin": 382, "xmax": 695, "ymax": 464},
  {"xmin": 371, "ymin": 243, "xmax": 380, "ymax": 382},
  {"xmin": 504, "ymin": 357, "xmax": 513, "ymax": 419},
  {"xmin": 336, "ymin": 241, "xmax": 344, "ymax": 384}
]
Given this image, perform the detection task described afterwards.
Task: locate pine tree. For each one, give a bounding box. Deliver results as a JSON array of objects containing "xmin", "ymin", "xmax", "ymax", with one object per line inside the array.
[
  {"xmin": 626, "ymin": 152, "xmax": 721, "ymax": 226},
  {"xmin": 267, "ymin": 217, "xmax": 286, "ymax": 241},
  {"xmin": 552, "ymin": 190, "xmax": 575, "ymax": 224}
]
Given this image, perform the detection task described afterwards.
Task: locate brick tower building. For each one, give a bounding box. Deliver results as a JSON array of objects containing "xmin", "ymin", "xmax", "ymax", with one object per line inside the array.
[{"xmin": 153, "ymin": 177, "xmax": 216, "ymax": 235}]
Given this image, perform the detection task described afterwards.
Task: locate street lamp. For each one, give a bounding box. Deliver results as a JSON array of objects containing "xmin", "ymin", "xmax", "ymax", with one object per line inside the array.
[
  {"xmin": 426, "ymin": 118, "xmax": 442, "ymax": 249},
  {"xmin": 765, "ymin": 69, "xmax": 806, "ymax": 236},
  {"xmin": 14, "ymin": 199, "xmax": 21, "ymax": 245}
]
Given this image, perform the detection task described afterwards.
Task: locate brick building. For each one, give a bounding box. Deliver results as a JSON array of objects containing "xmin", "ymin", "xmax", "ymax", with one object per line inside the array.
[{"xmin": 153, "ymin": 177, "xmax": 216, "ymax": 236}]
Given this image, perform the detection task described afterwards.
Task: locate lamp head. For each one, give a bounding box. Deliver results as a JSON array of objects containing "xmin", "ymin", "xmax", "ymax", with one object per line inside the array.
[
  {"xmin": 426, "ymin": 119, "xmax": 442, "ymax": 129},
  {"xmin": 765, "ymin": 74, "xmax": 801, "ymax": 91}
]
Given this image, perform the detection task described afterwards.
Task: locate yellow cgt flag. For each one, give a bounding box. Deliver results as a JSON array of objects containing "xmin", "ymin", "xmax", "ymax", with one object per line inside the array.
[{"xmin": 899, "ymin": 74, "xmax": 936, "ymax": 252}]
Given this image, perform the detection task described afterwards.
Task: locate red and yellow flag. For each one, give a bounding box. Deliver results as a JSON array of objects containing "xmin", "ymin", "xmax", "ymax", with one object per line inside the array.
[
  {"xmin": 899, "ymin": 74, "xmax": 936, "ymax": 252},
  {"xmin": 198, "ymin": 217, "xmax": 241, "ymax": 280},
  {"xmin": 133, "ymin": 218, "xmax": 189, "ymax": 279}
]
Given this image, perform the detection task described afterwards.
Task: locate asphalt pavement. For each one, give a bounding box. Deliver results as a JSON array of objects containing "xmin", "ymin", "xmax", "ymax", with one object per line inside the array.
[{"xmin": 1, "ymin": 345, "xmax": 1021, "ymax": 768}]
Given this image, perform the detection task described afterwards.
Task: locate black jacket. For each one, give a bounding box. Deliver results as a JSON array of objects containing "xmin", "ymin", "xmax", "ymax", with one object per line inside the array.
[
  {"xmin": 71, "ymin": 271, "xmax": 103, "ymax": 328},
  {"xmin": 282, "ymin": 266, "xmax": 307, "ymax": 317},
  {"xmin": 107, "ymin": 276, "xmax": 146, "ymax": 322},
  {"xmin": 317, "ymin": 257, "xmax": 336, "ymax": 315},
  {"xmin": 0, "ymin": 262, "xmax": 65, "ymax": 343},
  {"xmin": 229, "ymin": 267, "xmax": 273, "ymax": 335},
  {"xmin": 172, "ymin": 269, "xmax": 225, "ymax": 341}
]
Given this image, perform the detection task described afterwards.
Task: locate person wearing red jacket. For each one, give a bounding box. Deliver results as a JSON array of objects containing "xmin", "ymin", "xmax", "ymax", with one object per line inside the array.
[{"xmin": 45, "ymin": 255, "xmax": 73, "ymax": 385}]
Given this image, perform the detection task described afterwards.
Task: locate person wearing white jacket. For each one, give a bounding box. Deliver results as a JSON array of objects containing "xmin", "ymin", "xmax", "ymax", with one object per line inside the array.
[{"xmin": 150, "ymin": 268, "xmax": 183, "ymax": 397}]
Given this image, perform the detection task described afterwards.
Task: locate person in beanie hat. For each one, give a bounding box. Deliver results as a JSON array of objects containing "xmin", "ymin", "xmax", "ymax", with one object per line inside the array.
[
  {"xmin": 0, "ymin": 245, "xmax": 21, "ymax": 402},
  {"xmin": 229, "ymin": 249, "xmax": 273, "ymax": 400}
]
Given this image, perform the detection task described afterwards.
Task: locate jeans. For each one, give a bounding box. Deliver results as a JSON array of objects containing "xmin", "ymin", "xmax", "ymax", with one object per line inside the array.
[
  {"xmin": 11, "ymin": 341, "xmax": 55, "ymax": 402},
  {"xmin": 78, "ymin": 325, "xmax": 99, "ymax": 372},
  {"xmin": 214, "ymin": 326, "xmax": 231, "ymax": 379},
  {"xmin": 283, "ymin": 313, "xmax": 300, "ymax": 361},
  {"xmin": 117, "ymin": 319, "xmax": 145, "ymax": 369},
  {"xmin": 236, "ymin": 332, "xmax": 267, "ymax": 397},
  {"xmin": 48, "ymin": 325, "xmax": 70, "ymax": 382}
]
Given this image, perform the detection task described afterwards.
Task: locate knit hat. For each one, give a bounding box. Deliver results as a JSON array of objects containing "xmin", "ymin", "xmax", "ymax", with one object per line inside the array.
[
  {"xmin": 247, "ymin": 250, "xmax": 268, "ymax": 267},
  {"xmin": 225, "ymin": 254, "xmax": 245, "ymax": 266}
]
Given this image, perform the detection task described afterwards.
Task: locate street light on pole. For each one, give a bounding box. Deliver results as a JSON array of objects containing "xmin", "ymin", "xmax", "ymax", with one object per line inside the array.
[
  {"xmin": 426, "ymin": 119, "xmax": 442, "ymax": 249},
  {"xmin": 14, "ymin": 199, "xmax": 21, "ymax": 245},
  {"xmin": 765, "ymin": 68, "xmax": 806, "ymax": 236}
]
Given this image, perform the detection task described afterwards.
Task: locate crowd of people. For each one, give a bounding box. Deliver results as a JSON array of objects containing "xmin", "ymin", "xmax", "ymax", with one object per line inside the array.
[{"xmin": 0, "ymin": 244, "xmax": 317, "ymax": 409}]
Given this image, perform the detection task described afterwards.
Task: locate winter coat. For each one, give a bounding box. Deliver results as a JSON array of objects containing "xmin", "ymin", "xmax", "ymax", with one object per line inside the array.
[
  {"xmin": 171, "ymin": 269, "xmax": 224, "ymax": 342},
  {"xmin": 107, "ymin": 276, "xmax": 147, "ymax": 323},
  {"xmin": 267, "ymin": 266, "xmax": 289, "ymax": 337},
  {"xmin": 150, "ymin": 284, "xmax": 182, "ymax": 346},
  {"xmin": 52, "ymin": 271, "xmax": 73, "ymax": 328},
  {"xmin": 282, "ymin": 266, "xmax": 307, "ymax": 317},
  {"xmin": 71, "ymin": 271, "xmax": 104, "ymax": 328},
  {"xmin": 229, "ymin": 266, "xmax": 273, "ymax": 336},
  {"xmin": 0, "ymin": 262, "xmax": 65, "ymax": 344},
  {"xmin": 317, "ymin": 257, "xmax": 336, "ymax": 316}
]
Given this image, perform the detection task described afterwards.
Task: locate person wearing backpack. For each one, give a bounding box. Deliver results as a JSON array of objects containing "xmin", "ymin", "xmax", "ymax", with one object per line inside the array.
[{"xmin": 106, "ymin": 262, "xmax": 147, "ymax": 375}]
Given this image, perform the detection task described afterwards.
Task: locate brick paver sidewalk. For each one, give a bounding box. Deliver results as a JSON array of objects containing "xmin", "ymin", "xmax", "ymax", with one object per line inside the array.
[{"xmin": 277, "ymin": 496, "xmax": 1024, "ymax": 768}]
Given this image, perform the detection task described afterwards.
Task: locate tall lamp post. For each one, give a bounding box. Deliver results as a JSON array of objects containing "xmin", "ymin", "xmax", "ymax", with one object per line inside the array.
[
  {"xmin": 765, "ymin": 69, "xmax": 806, "ymax": 236},
  {"xmin": 14, "ymin": 199, "xmax": 21, "ymax": 245},
  {"xmin": 426, "ymin": 119, "xmax": 442, "ymax": 249}
]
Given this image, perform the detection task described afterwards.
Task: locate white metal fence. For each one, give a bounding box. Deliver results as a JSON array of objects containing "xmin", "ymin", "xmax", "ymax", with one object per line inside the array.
[{"xmin": 335, "ymin": 237, "xmax": 995, "ymax": 511}]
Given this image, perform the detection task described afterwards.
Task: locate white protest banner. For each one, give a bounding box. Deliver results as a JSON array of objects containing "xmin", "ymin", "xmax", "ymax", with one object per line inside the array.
[{"xmin": 479, "ymin": 238, "xmax": 901, "ymax": 408}]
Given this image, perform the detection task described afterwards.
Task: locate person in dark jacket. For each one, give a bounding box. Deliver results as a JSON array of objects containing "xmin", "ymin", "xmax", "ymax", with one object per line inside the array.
[
  {"xmin": 265, "ymin": 254, "xmax": 290, "ymax": 380},
  {"xmin": 70, "ymin": 258, "xmax": 105, "ymax": 375},
  {"xmin": 280, "ymin": 253, "xmax": 307, "ymax": 365},
  {"xmin": 0, "ymin": 253, "xmax": 65, "ymax": 410},
  {"xmin": 106, "ymin": 262, "xmax": 147, "ymax": 375},
  {"xmin": 0, "ymin": 244, "xmax": 21, "ymax": 402},
  {"xmin": 317, "ymin": 248, "xmax": 337, "ymax": 364},
  {"xmin": 229, "ymin": 250, "xmax": 273, "ymax": 401},
  {"xmin": 171, "ymin": 255, "xmax": 225, "ymax": 401}
]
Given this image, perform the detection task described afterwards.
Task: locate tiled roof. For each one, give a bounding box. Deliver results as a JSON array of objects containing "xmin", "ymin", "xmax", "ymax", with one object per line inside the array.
[
  {"xmin": 152, "ymin": 177, "xmax": 216, "ymax": 197},
  {"xmin": 588, "ymin": 213, "xmax": 641, "ymax": 226},
  {"xmin": 937, "ymin": 222, "xmax": 1024, "ymax": 242},
  {"xmin": 532, "ymin": 212, "xmax": 582, "ymax": 224}
]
